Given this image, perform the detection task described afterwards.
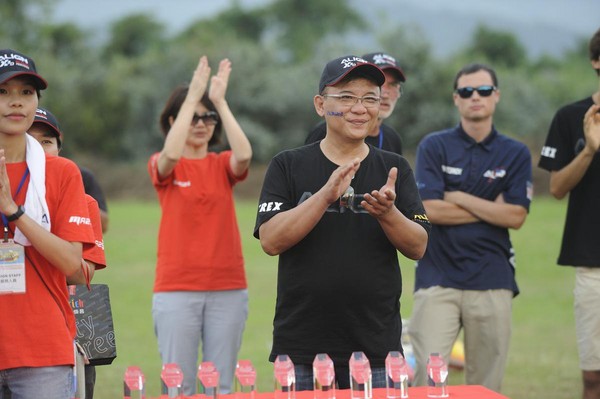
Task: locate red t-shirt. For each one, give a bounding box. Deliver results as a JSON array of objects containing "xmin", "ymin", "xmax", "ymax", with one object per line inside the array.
[
  {"xmin": 0, "ymin": 155, "xmax": 95, "ymax": 370},
  {"xmin": 83, "ymin": 194, "xmax": 106, "ymax": 269},
  {"xmin": 148, "ymin": 151, "xmax": 247, "ymax": 292}
]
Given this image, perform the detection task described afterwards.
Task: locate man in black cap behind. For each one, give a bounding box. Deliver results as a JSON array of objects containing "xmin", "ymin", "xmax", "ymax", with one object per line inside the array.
[
  {"xmin": 254, "ymin": 55, "xmax": 430, "ymax": 390},
  {"xmin": 305, "ymin": 52, "xmax": 406, "ymax": 155},
  {"xmin": 30, "ymin": 108, "xmax": 109, "ymax": 234}
]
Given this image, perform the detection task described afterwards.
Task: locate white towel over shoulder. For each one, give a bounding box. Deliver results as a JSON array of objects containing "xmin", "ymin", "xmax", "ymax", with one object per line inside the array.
[{"xmin": 14, "ymin": 135, "xmax": 51, "ymax": 246}]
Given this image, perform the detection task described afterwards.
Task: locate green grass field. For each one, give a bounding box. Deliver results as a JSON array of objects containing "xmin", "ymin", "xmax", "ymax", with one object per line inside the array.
[{"xmin": 92, "ymin": 196, "xmax": 579, "ymax": 399}]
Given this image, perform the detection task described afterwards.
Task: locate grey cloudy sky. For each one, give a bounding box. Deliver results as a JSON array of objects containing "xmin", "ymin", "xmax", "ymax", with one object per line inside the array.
[{"xmin": 52, "ymin": 0, "xmax": 599, "ymax": 57}]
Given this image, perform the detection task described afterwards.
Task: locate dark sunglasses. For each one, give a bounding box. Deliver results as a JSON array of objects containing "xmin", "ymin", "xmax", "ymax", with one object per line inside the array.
[
  {"xmin": 191, "ymin": 111, "xmax": 219, "ymax": 126},
  {"xmin": 455, "ymin": 85, "xmax": 496, "ymax": 99}
]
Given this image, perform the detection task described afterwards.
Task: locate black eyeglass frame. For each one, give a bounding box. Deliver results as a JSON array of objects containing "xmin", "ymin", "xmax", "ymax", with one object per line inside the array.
[
  {"xmin": 191, "ymin": 111, "xmax": 220, "ymax": 126},
  {"xmin": 454, "ymin": 85, "xmax": 497, "ymax": 99}
]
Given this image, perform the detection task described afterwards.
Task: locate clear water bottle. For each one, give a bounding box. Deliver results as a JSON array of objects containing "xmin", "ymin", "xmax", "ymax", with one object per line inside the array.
[
  {"xmin": 235, "ymin": 359, "xmax": 257, "ymax": 399},
  {"xmin": 426, "ymin": 353, "xmax": 448, "ymax": 398},
  {"xmin": 385, "ymin": 351, "xmax": 409, "ymax": 398},
  {"xmin": 198, "ymin": 361, "xmax": 220, "ymax": 399},
  {"xmin": 274, "ymin": 354, "xmax": 295, "ymax": 399},
  {"xmin": 123, "ymin": 366, "xmax": 146, "ymax": 399},
  {"xmin": 349, "ymin": 351, "xmax": 372, "ymax": 399},
  {"xmin": 313, "ymin": 353, "xmax": 335, "ymax": 399},
  {"xmin": 161, "ymin": 363, "xmax": 184, "ymax": 398}
]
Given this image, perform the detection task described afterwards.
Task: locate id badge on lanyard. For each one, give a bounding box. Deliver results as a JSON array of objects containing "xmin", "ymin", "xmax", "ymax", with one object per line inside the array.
[
  {"xmin": 0, "ymin": 167, "xmax": 29, "ymax": 294},
  {"xmin": 0, "ymin": 240, "xmax": 25, "ymax": 294}
]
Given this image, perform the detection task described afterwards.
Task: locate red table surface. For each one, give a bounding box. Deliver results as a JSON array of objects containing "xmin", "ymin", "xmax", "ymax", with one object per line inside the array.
[{"xmin": 150, "ymin": 386, "xmax": 510, "ymax": 399}]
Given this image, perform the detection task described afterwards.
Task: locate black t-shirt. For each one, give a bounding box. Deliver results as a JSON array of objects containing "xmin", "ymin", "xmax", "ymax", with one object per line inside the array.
[
  {"xmin": 538, "ymin": 97, "xmax": 600, "ymax": 266},
  {"xmin": 79, "ymin": 166, "xmax": 108, "ymax": 212},
  {"xmin": 305, "ymin": 120, "xmax": 404, "ymax": 155},
  {"xmin": 254, "ymin": 142, "xmax": 430, "ymax": 367}
]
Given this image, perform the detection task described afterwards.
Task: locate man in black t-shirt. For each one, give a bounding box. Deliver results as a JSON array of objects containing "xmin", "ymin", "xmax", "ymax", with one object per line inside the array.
[
  {"xmin": 31, "ymin": 109, "xmax": 109, "ymax": 234},
  {"xmin": 538, "ymin": 27, "xmax": 600, "ymax": 399},
  {"xmin": 305, "ymin": 52, "xmax": 405, "ymax": 155},
  {"xmin": 254, "ymin": 55, "xmax": 430, "ymax": 391},
  {"xmin": 79, "ymin": 166, "xmax": 109, "ymax": 233}
]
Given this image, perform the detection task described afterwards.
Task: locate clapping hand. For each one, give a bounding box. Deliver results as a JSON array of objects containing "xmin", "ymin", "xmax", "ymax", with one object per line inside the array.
[
  {"xmin": 0, "ymin": 149, "xmax": 17, "ymax": 216},
  {"xmin": 322, "ymin": 158, "xmax": 361, "ymax": 204},
  {"xmin": 208, "ymin": 58, "xmax": 231, "ymax": 107},
  {"xmin": 187, "ymin": 56, "xmax": 211, "ymax": 104},
  {"xmin": 584, "ymin": 104, "xmax": 600, "ymax": 153},
  {"xmin": 362, "ymin": 167, "xmax": 398, "ymax": 218}
]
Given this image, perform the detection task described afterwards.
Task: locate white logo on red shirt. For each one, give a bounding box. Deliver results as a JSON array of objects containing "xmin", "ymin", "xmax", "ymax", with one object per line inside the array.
[
  {"xmin": 173, "ymin": 180, "xmax": 191, "ymax": 187},
  {"xmin": 68, "ymin": 216, "xmax": 91, "ymax": 225}
]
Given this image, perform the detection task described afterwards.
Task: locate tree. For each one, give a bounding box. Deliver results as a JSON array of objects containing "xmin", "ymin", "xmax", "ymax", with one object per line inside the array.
[
  {"xmin": 265, "ymin": 0, "xmax": 366, "ymax": 62},
  {"xmin": 463, "ymin": 25, "xmax": 527, "ymax": 68},
  {"xmin": 0, "ymin": 0, "xmax": 56, "ymax": 51},
  {"xmin": 38, "ymin": 22, "xmax": 89, "ymax": 59},
  {"xmin": 102, "ymin": 14, "xmax": 165, "ymax": 59},
  {"xmin": 176, "ymin": 5, "xmax": 266, "ymax": 55},
  {"xmin": 374, "ymin": 25, "xmax": 457, "ymax": 149}
]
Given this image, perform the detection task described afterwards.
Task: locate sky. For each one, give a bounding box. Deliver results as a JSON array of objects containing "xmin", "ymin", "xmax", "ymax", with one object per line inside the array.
[{"xmin": 52, "ymin": 0, "xmax": 600, "ymax": 58}]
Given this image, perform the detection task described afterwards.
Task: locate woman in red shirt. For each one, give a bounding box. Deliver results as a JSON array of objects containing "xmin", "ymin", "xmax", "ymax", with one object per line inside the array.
[{"xmin": 148, "ymin": 56, "xmax": 252, "ymax": 395}]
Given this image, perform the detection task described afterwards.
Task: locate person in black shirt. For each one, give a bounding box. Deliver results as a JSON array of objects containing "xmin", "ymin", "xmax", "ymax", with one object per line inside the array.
[
  {"xmin": 255, "ymin": 55, "xmax": 429, "ymax": 390},
  {"xmin": 79, "ymin": 166, "xmax": 109, "ymax": 233},
  {"xmin": 305, "ymin": 52, "xmax": 405, "ymax": 155},
  {"xmin": 538, "ymin": 27, "xmax": 600, "ymax": 399}
]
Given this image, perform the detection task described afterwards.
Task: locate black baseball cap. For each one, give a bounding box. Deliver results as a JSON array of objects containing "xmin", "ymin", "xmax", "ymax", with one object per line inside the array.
[
  {"xmin": 362, "ymin": 52, "xmax": 406, "ymax": 82},
  {"xmin": 33, "ymin": 107, "xmax": 62, "ymax": 147},
  {"xmin": 319, "ymin": 55, "xmax": 385, "ymax": 94},
  {"xmin": 0, "ymin": 49, "xmax": 48, "ymax": 90}
]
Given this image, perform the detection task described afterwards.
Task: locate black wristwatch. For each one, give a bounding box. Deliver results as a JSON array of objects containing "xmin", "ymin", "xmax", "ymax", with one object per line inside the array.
[{"xmin": 6, "ymin": 205, "xmax": 25, "ymax": 222}]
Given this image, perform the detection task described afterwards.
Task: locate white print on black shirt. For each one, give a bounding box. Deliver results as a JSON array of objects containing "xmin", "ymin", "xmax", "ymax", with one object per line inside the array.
[
  {"xmin": 540, "ymin": 146, "xmax": 557, "ymax": 159},
  {"xmin": 258, "ymin": 202, "xmax": 283, "ymax": 212}
]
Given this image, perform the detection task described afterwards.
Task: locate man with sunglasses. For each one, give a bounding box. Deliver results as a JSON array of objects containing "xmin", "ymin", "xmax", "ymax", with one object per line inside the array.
[
  {"xmin": 305, "ymin": 52, "xmax": 405, "ymax": 155},
  {"xmin": 538, "ymin": 27, "xmax": 600, "ymax": 399},
  {"xmin": 255, "ymin": 55, "xmax": 430, "ymax": 390},
  {"xmin": 410, "ymin": 63, "xmax": 532, "ymax": 392}
]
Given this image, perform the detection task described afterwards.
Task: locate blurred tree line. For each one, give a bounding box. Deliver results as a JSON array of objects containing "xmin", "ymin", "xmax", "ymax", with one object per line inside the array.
[{"xmin": 2, "ymin": 0, "xmax": 597, "ymax": 196}]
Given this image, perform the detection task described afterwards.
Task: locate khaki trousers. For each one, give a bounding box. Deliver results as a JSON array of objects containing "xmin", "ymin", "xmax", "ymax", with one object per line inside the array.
[{"xmin": 408, "ymin": 286, "xmax": 512, "ymax": 392}]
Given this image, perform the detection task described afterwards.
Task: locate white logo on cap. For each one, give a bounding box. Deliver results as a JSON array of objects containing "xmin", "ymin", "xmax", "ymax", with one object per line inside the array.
[
  {"xmin": 372, "ymin": 54, "xmax": 396, "ymax": 66},
  {"xmin": 0, "ymin": 53, "xmax": 31, "ymax": 70},
  {"xmin": 340, "ymin": 56, "xmax": 368, "ymax": 69},
  {"xmin": 36, "ymin": 109, "xmax": 48, "ymax": 120}
]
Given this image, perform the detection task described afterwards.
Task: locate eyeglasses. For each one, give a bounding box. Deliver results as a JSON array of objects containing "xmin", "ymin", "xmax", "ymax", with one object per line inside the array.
[
  {"xmin": 322, "ymin": 94, "xmax": 381, "ymax": 108},
  {"xmin": 455, "ymin": 85, "xmax": 497, "ymax": 99},
  {"xmin": 191, "ymin": 111, "xmax": 219, "ymax": 126}
]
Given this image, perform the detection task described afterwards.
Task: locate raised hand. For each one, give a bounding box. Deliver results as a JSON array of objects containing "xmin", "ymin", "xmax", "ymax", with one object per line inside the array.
[
  {"xmin": 362, "ymin": 167, "xmax": 398, "ymax": 218},
  {"xmin": 583, "ymin": 103, "xmax": 600, "ymax": 154},
  {"xmin": 321, "ymin": 158, "xmax": 361, "ymax": 204},
  {"xmin": 187, "ymin": 56, "xmax": 211, "ymax": 104},
  {"xmin": 0, "ymin": 149, "xmax": 16, "ymax": 216},
  {"xmin": 208, "ymin": 58, "xmax": 232, "ymax": 107}
]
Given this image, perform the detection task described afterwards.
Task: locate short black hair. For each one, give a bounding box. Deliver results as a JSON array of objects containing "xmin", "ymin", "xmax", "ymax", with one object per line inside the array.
[{"xmin": 453, "ymin": 63, "xmax": 498, "ymax": 90}]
